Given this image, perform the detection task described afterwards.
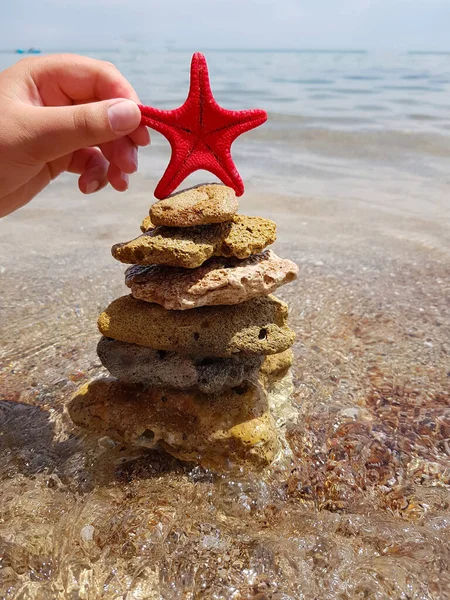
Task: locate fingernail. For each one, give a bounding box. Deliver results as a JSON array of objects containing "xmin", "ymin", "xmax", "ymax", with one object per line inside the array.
[
  {"xmin": 130, "ymin": 146, "xmax": 138, "ymax": 172},
  {"xmin": 107, "ymin": 99, "xmax": 139, "ymax": 134},
  {"xmin": 121, "ymin": 173, "xmax": 129, "ymax": 190},
  {"xmin": 86, "ymin": 180, "xmax": 100, "ymax": 194}
]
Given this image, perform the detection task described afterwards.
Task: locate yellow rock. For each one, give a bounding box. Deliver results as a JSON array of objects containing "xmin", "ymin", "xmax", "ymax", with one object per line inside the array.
[
  {"xmin": 150, "ymin": 183, "xmax": 238, "ymax": 227},
  {"xmin": 140, "ymin": 215, "xmax": 156, "ymax": 232},
  {"xmin": 97, "ymin": 294, "xmax": 295, "ymax": 357},
  {"xmin": 68, "ymin": 378, "xmax": 277, "ymax": 470},
  {"xmin": 260, "ymin": 349, "xmax": 294, "ymax": 388},
  {"xmin": 112, "ymin": 215, "xmax": 277, "ymax": 268}
]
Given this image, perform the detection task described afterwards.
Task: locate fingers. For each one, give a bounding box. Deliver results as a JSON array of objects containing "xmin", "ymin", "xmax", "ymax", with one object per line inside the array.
[
  {"xmin": 67, "ymin": 147, "xmax": 109, "ymax": 194},
  {"xmin": 24, "ymin": 98, "xmax": 142, "ymax": 164},
  {"xmin": 21, "ymin": 54, "xmax": 142, "ymax": 105},
  {"xmin": 5, "ymin": 54, "xmax": 152, "ymax": 198},
  {"xmin": 107, "ymin": 162, "xmax": 129, "ymax": 192},
  {"xmin": 68, "ymin": 147, "xmax": 134, "ymax": 193},
  {"xmin": 16, "ymin": 54, "xmax": 151, "ymax": 178},
  {"xmin": 68, "ymin": 147, "xmax": 130, "ymax": 193},
  {"xmin": 129, "ymin": 124, "xmax": 151, "ymax": 147},
  {"xmin": 28, "ymin": 54, "xmax": 152, "ymax": 150},
  {"xmin": 100, "ymin": 137, "xmax": 138, "ymax": 175},
  {"xmin": 0, "ymin": 142, "xmax": 131, "ymax": 217}
]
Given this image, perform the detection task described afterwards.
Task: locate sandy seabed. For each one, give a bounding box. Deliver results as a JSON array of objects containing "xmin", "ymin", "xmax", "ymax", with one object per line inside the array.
[{"xmin": 0, "ymin": 166, "xmax": 449, "ymax": 599}]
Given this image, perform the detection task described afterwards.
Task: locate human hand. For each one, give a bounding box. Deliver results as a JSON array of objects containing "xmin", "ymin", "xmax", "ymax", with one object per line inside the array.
[{"xmin": 0, "ymin": 53, "xmax": 150, "ymax": 217}]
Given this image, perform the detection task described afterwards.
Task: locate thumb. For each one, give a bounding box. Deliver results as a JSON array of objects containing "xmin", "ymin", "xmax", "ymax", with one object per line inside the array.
[{"xmin": 25, "ymin": 99, "xmax": 141, "ymax": 163}]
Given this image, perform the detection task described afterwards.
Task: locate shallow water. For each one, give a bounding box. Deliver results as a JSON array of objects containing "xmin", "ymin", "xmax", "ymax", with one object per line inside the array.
[
  {"xmin": 1, "ymin": 49, "xmax": 450, "ymax": 599},
  {"xmin": 1, "ymin": 170, "xmax": 450, "ymax": 597}
]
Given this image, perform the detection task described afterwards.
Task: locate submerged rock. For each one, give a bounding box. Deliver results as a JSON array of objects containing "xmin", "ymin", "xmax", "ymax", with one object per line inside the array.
[
  {"xmin": 125, "ymin": 250, "xmax": 299, "ymax": 310},
  {"xmin": 150, "ymin": 183, "xmax": 238, "ymax": 227},
  {"xmin": 112, "ymin": 215, "xmax": 277, "ymax": 268},
  {"xmin": 97, "ymin": 294, "xmax": 295, "ymax": 357},
  {"xmin": 68, "ymin": 377, "xmax": 277, "ymax": 469},
  {"xmin": 97, "ymin": 337, "xmax": 264, "ymax": 393}
]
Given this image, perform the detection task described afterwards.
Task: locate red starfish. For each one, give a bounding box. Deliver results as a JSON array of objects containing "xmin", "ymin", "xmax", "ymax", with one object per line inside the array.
[{"xmin": 138, "ymin": 52, "xmax": 267, "ymax": 199}]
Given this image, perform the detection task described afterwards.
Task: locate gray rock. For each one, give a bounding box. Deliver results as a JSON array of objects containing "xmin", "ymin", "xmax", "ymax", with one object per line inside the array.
[{"xmin": 97, "ymin": 337, "xmax": 263, "ymax": 393}]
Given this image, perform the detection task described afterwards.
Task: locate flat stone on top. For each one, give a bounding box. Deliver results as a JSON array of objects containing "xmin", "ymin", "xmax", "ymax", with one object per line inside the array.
[{"xmin": 150, "ymin": 183, "xmax": 238, "ymax": 227}]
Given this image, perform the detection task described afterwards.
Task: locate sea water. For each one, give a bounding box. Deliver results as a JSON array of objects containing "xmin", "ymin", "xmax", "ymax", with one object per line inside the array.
[{"xmin": 1, "ymin": 49, "xmax": 450, "ymax": 599}]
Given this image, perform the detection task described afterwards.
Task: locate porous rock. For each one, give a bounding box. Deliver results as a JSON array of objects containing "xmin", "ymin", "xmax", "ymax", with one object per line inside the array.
[
  {"xmin": 140, "ymin": 215, "xmax": 156, "ymax": 233},
  {"xmin": 112, "ymin": 215, "xmax": 277, "ymax": 268},
  {"xmin": 97, "ymin": 294, "xmax": 295, "ymax": 357},
  {"xmin": 97, "ymin": 337, "xmax": 263, "ymax": 393},
  {"xmin": 125, "ymin": 250, "xmax": 298, "ymax": 309},
  {"xmin": 150, "ymin": 183, "xmax": 238, "ymax": 227},
  {"xmin": 68, "ymin": 377, "xmax": 277, "ymax": 469},
  {"xmin": 260, "ymin": 349, "xmax": 294, "ymax": 388}
]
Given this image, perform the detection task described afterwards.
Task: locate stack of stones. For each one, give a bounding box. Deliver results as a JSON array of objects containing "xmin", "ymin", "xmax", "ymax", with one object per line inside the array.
[{"xmin": 69, "ymin": 184, "xmax": 298, "ymax": 469}]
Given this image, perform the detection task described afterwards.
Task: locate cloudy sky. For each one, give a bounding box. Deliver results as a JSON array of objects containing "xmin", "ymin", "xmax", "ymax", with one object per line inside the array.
[{"xmin": 2, "ymin": 0, "xmax": 450, "ymax": 52}]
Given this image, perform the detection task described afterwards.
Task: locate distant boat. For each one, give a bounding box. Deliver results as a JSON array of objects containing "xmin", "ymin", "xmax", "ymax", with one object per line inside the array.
[{"xmin": 15, "ymin": 48, "xmax": 41, "ymax": 54}]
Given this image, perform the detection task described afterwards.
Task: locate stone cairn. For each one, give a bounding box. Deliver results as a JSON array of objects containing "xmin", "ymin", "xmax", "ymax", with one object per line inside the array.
[{"xmin": 68, "ymin": 183, "xmax": 298, "ymax": 469}]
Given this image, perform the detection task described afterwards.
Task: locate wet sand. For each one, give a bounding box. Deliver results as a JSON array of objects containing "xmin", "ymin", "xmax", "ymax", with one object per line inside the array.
[{"xmin": 1, "ymin": 165, "xmax": 450, "ymax": 598}]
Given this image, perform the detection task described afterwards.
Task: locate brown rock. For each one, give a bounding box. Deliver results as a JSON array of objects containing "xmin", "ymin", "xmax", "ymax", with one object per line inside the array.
[
  {"xmin": 68, "ymin": 378, "xmax": 277, "ymax": 469},
  {"xmin": 125, "ymin": 250, "xmax": 298, "ymax": 309},
  {"xmin": 140, "ymin": 216, "xmax": 156, "ymax": 233},
  {"xmin": 150, "ymin": 183, "xmax": 238, "ymax": 227},
  {"xmin": 97, "ymin": 337, "xmax": 263, "ymax": 393},
  {"xmin": 260, "ymin": 349, "xmax": 294, "ymax": 388},
  {"xmin": 112, "ymin": 215, "xmax": 277, "ymax": 268},
  {"xmin": 97, "ymin": 294, "xmax": 295, "ymax": 357}
]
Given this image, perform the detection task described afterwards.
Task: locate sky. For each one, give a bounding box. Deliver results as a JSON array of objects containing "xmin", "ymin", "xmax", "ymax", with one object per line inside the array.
[{"xmin": 2, "ymin": 0, "xmax": 450, "ymax": 52}]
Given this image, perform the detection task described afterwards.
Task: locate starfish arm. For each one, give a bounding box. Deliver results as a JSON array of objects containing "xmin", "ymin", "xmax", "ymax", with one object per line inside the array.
[
  {"xmin": 209, "ymin": 162, "xmax": 244, "ymax": 196},
  {"xmin": 155, "ymin": 144, "xmax": 244, "ymax": 199},
  {"xmin": 138, "ymin": 105, "xmax": 194, "ymax": 138},
  {"xmin": 154, "ymin": 136, "xmax": 199, "ymax": 199},
  {"xmin": 188, "ymin": 53, "xmax": 214, "ymax": 110},
  {"xmin": 201, "ymin": 108, "xmax": 267, "ymax": 196},
  {"xmin": 205, "ymin": 108, "xmax": 268, "ymax": 139}
]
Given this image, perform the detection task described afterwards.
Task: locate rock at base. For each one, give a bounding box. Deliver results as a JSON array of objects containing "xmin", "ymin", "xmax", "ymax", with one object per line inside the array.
[
  {"xmin": 150, "ymin": 183, "xmax": 238, "ymax": 227},
  {"xmin": 68, "ymin": 378, "xmax": 277, "ymax": 469},
  {"xmin": 97, "ymin": 337, "xmax": 263, "ymax": 393},
  {"xmin": 125, "ymin": 250, "xmax": 299, "ymax": 310},
  {"xmin": 112, "ymin": 215, "xmax": 277, "ymax": 268},
  {"xmin": 97, "ymin": 294, "xmax": 295, "ymax": 357}
]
